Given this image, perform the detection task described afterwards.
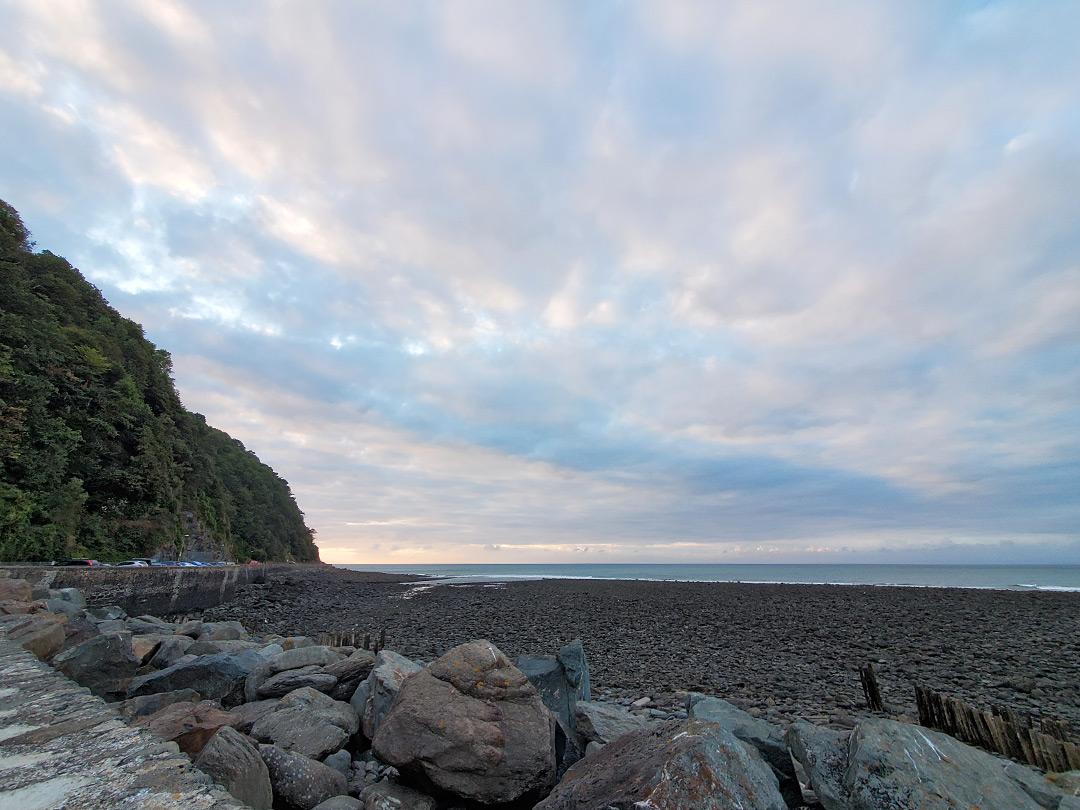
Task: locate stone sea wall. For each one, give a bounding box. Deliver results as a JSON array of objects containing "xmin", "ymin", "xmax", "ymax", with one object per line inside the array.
[{"xmin": 0, "ymin": 564, "xmax": 291, "ymax": 615}]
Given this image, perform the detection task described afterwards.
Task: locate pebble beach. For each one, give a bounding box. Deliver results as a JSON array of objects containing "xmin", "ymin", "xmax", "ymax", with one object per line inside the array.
[{"xmin": 201, "ymin": 565, "xmax": 1080, "ymax": 732}]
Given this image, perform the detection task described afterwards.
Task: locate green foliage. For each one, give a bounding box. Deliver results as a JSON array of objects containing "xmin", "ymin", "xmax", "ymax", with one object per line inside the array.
[{"xmin": 0, "ymin": 200, "xmax": 318, "ymax": 563}]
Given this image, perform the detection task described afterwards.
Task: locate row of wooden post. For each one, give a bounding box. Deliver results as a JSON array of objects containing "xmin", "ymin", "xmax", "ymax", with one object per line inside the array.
[
  {"xmin": 316, "ymin": 628, "xmax": 387, "ymax": 654},
  {"xmin": 857, "ymin": 661, "xmax": 1080, "ymax": 772}
]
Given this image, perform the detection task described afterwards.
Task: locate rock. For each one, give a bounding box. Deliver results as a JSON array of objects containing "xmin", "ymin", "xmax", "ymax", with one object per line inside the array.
[
  {"xmin": 325, "ymin": 649, "xmax": 376, "ymax": 702},
  {"xmin": 271, "ymin": 645, "xmax": 343, "ymax": 672},
  {"xmin": 258, "ymin": 642, "xmax": 285, "ymax": 659},
  {"xmin": 352, "ymin": 649, "xmax": 422, "ymax": 739},
  {"xmin": 131, "ymin": 633, "xmax": 165, "ymax": 664},
  {"xmin": 52, "ymin": 631, "xmax": 141, "ymax": 699},
  {"xmin": 359, "ymin": 781, "xmax": 437, "ymax": 810},
  {"xmin": 1, "ymin": 611, "xmax": 66, "ymax": 660},
  {"xmin": 56, "ymin": 587, "xmax": 87, "ymax": 607},
  {"xmin": 59, "ymin": 616, "xmax": 101, "ymax": 652},
  {"xmin": 0, "ymin": 577, "xmax": 32, "ymax": 602},
  {"xmin": 786, "ymin": 721, "xmax": 849, "ymax": 809},
  {"xmin": 687, "ymin": 694, "xmax": 801, "ymax": 807},
  {"xmin": 127, "ymin": 615, "xmax": 176, "ymax": 635},
  {"xmin": 128, "ymin": 649, "xmax": 263, "ymax": 707},
  {"xmin": 535, "ymin": 718, "xmax": 787, "ymax": 810},
  {"xmin": 557, "ymin": 638, "xmax": 590, "ymax": 701},
  {"xmin": 574, "ymin": 700, "xmax": 652, "ymax": 744},
  {"xmin": 133, "ymin": 700, "xmax": 242, "ymax": 757},
  {"xmin": 260, "ymin": 743, "xmax": 348, "ymax": 810},
  {"xmin": 149, "ymin": 634, "xmax": 195, "ymax": 669},
  {"xmin": 372, "ymin": 639, "xmax": 556, "ymax": 805},
  {"xmin": 187, "ymin": 639, "xmax": 225, "ymax": 657},
  {"xmin": 195, "ymin": 726, "xmax": 273, "ymax": 810},
  {"xmin": 116, "ymin": 688, "xmax": 202, "ymax": 720},
  {"xmin": 43, "ymin": 597, "xmax": 85, "ymax": 619},
  {"xmin": 200, "ymin": 620, "xmax": 247, "ymax": 641},
  {"xmin": 96, "ymin": 618, "xmax": 128, "ymax": 634},
  {"xmin": 281, "ymin": 636, "xmax": 316, "ymax": 650},
  {"xmin": 246, "ymin": 645, "xmax": 344, "ymax": 701},
  {"xmin": 86, "ymin": 605, "xmax": 127, "ymax": 621},
  {"xmin": 313, "ymin": 797, "xmax": 362, "ymax": 810},
  {"xmin": 177, "ymin": 619, "xmax": 204, "ymax": 638},
  {"xmin": 250, "ymin": 686, "xmax": 360, "ymax": 761},
  {"xmin": 257, "ymin": 666, "xmax": 338, "ymax": 699},
  {"xmin": 518, "ymin": 640, "xmax": 592, "ymax": 776},
  {"xmin": 229, "ymin": 698, "xmax": 281, "ymax": 733},
  {"xmin": 1006, "ymin": 761, "xmax": 1071, "ymax": 809},
  {"xmin": 802, "ymin": 718, "xmax": 1045, "ymax": 810},
  {"xmin": 324, "ymin": 749, "xmax": 352, "ymax": 779},
  {"xmin": 1048, "ymin": 771, "xmax": 1080, "ymax": 797}
]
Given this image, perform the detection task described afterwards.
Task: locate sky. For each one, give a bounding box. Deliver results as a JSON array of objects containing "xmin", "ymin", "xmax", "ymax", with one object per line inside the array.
[{"xmin": 1, "ymin": 1, "xmax": 1078, "ymax": 566}]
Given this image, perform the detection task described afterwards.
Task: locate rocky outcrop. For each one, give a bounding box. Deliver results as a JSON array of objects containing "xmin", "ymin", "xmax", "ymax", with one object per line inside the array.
[
  {"xmin": 195, "ymin": 726, "xmax": 273, "ymax": 810},
  {"xmin": 372, "ymin": 639, "xmax": 557, "ymax": 805},
  {"xmin": 536, "ymin": 718, "xmax": 787, "ymax": 810}
]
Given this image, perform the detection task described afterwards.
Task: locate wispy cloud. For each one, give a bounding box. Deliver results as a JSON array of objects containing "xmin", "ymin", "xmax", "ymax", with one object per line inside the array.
[{"xmin": 2, "ymin": 1, "xmax": 1077, "ymax": 562}]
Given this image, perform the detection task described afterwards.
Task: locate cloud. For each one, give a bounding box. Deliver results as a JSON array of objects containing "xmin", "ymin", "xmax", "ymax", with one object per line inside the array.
[{"xmin": 1, "ymin": 1, "xmax": 1078, "ymax": 563}]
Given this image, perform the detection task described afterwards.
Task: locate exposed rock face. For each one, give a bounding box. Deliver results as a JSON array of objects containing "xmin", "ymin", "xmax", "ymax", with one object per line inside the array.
[
  {"xmin": 536, "ymin": 718, "xmax": 787, "ymax": 810},
  {"xmin": 133, "ymin": 699, "xmax": 242, "ymax": 757},
  {"xmin": 574, "ymin": 700, "xmax": 652, "ymax": 744},
  {"xmin": 195, "ymin": 726, "xmax": 274, "ymax": 810},
  {"xmin": 260, "ymin": 743, "xmax": 348, "ymax": 810},
  {"xmin": 128, "ymin": 648, "xmax": 262, "ymax": 706},
  {"xmin": 250, "ymin": 686, "xmax": 360, "ymax": 761},
  {"xmin": 351, "ymin": 649, "xmax": 422, "ymax": 739},
  {"xmin": 687, "ymin": 694, "xmax": 801, "ymax": 807},
  {"xmin": 51, "ymin": 631, "xmax": 140, "ymax": 699},
  {"xmin": 372, "ymin": 639, "xmax": 557, "ymax": 805}
]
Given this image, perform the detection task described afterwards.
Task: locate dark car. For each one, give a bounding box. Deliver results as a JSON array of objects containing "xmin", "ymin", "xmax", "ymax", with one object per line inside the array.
[{"xmin": 54, "ymin": 558, "xmax": 107, "ymax": 566}]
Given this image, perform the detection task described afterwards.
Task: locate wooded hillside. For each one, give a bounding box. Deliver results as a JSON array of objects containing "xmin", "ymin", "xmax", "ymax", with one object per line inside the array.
[{"xmin": 0, "ymin": 199, "xmax": 319, "ymax": 563}]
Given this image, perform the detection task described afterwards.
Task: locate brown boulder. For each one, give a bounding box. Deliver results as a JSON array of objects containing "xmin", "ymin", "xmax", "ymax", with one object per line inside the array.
[
  {"xmin": 133, "ymin": 699, "xmax": 242, "ymax": 757},
  {"xmin": 0, "ymin": 577, "xmax": 33, "ymax": 602},
  {"xmin": 1, "ymin": 611, "xmax": 66, "ymax": 660},
  {"xmin": 372, "ymin": 639, "xmax": 556, "ymax": 805}
]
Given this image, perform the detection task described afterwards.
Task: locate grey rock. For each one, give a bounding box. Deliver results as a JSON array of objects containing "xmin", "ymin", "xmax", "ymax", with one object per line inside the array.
[
  {"xmin": 372, "ymin": 639, "xmax": 556, "ymax": 805},
  {"xmin": 281, "ymin": 635, "xmax": 316, "ymax": 650},
  {"xmin": 535, "ymin": 718, "xmax": 787, "ymax": 810},
  {"xmin": 313, "ymin": 797, "xmax": 362, "ymax": 810},
  {"xmin": 324, "ymin": 749, "xmax": 352, "ymax": 779},
  {"xmin": 359, "ymin": 780, "xmax": 437, "ymax": 810},
  {"xmin": 787, "ymin": 720, "xmax": 849, "ymax": 809},
  {"xmin": 52, "ymin": 631, "xmax": 140, "ymax": 699},
  {"xmin": 177, "ymin": 619, "xmax": 204, "ymax": 638},
  {"xmin": 200, "ymin": 620, "xmax": 247, "ymax": 641},
  {"xmin": 258, "ymin": 642, "xmax": 285, "ymax": 659},
  {"xmin": 353, "ymin": 649, "xmax": 422, "ymax": 739},
  {"xmin": 96, "ymin": 618, "xmax": 128, "ymax": 634},
  {"xmin": 251, "ymin": 686, "xmax": 360, "ymax": 761},
  {"xmin": 57, "ymin": 586, "xmax": 87, "ymax": 606},
  {"xmin": 127, "ymin": 614, "xmax": 176, "ymax": 634},
  {"xmin": 260, "ymin": 743, "xmax": 348, "ymax": 810},
  {"xmin": 584, "ymin": 740, "xmax": 604, "ymax": 757},
  {"xmin": 574, "ymin": 700, "xmax": 652, "ymax": 744},
  {"xmin": 117, "ymin": 688, "xmax": 203, "ymax": 719},
  {"xmin": 149, "ymin": 634, "xmax": 195, "ymax": 669},
  {"xmin": 246, "ymin": 645, "xmax": 343, "ymax": 702},
  {"xmin": 195, "ymin": 726, "xmax": 273, "ymax": 810},
  {"xmin": 128, "ymin": 648, "xmax": 263, "ymax": 707},
  {"xmin": 1006, "ymin": 761, "xmax": 1070, "ymax": 809},
  {"xmin": 187, "ymin": 639, "xmax": 225, "ymax": 656},
  {"xmin": 229, "ymin": 698, "xmax": 280, "ymax": 734},
  {"xmin": 325, "ymin": 649, "xmax": 376, "ymax": 702},
  {"xmin": 557, "ymin": 638, "xmax": 590, "ymax": 702},
  {"xmin": 688, "ymin": 694, "xmax": 801, "ymax": 807},
  {"xmin": 86, "ymin": 605, "xmax": 127, "ymax": 621},
  {"xmin": 257, "ymin": 665, "xmax": 339, "ymax": 699},
  {"xmin": 270, "ymin": 645, "xmax": 343, "ymax": 673},
  {"xmin": 44, "ymin": 597, "xmax": 86, "ymax": 619}
]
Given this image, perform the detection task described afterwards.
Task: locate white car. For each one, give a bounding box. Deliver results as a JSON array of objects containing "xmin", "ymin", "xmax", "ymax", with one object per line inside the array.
[{"xmin": 116, "ymin": 560, "xmax": 149, "ymax": 567}]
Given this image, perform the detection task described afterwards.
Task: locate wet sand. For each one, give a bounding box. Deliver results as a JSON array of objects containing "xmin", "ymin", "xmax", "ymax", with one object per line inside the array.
[{"xmin": 201, "ymin": 565, "xmax": 1080, "ymax": 730}]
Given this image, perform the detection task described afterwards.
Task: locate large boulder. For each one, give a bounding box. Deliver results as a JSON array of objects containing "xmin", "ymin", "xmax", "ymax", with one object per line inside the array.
[
  {"xmin": 537, "ymin": 718, "xmax": 786, "ymax": 810},
  {"xmin": 0, "ymin": 577, "xmax": 32, "ymax": 602},
  {"xmin": 195, "ymin": 726, "xmax": 273, "ymax": 810},
  {"xmin": 687, "ymin": 694, "xmax": 801, "ymax": 807},
  {"xmin": 51, "ymin": 631, "xmax": 140, "ymax": 699},
  {"xmin": 116, "ymin": 688, "xmax": 202, "ymax": 720},
  {"xmin": 260, "ymin": 743, "xmax": 348, "ymax": 810},
  {"xmin": 245, "ymin": 645, "xmax": 344, "ymax": 702},
  {"xmin": 257, "ymin": 666, "xmax": 338, "ymax": 699},
  {"xmin": 250, "ymin": 686, "xmax": 360, "ymax": 761},
  {"xmin": 133, "ymin": 700, "xmax": 242, "ymax": 757},
  {"xmin": 128, "ymin": 649, "xmax": 263, "ymax": 706},
  {"xmin": 789, "ymin": 718, "xmax": 1045, "ymax": 810},
  {"xmin": 0, "ymin": 611, "xmax": 66, "ymax": 660},
  {"xmin": 372, "ymin": 639, "xmax": 557, "ymax": 805},
  {"xmin": 574, "ymin": 700, "xmax": 652, "ymax": 744},
  {"xmin": 229, "ymin": 698, "xmax": 280, "ymax": 734},
  {"xmin": 149, "ymin": 634, "xmax": 195, "ymax": 669},
  {"xmin": 325, "ymin": 649, "xmax": 376, "ymax": 702},
  {"xmin": 517, "ymin": 639, "xmax": 592, "ymax": 775},
  {"xmin": 199, "ymin": 620, "xmax": 248, "ymax": 641},
  {"xmin": 351, "ymin": 649, "xmax": 422, "ymax": 739}
]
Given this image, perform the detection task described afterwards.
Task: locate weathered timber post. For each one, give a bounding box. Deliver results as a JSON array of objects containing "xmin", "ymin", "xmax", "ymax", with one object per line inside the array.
[{"xmin": 859, "ymin": 663, "xmax": 885, "ymax": 712}]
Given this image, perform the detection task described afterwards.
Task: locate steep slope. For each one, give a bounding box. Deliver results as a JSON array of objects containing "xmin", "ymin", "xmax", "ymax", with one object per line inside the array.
[{"xmin": 0, "ymin": 199, "xmax": 318, "ymax": 563}]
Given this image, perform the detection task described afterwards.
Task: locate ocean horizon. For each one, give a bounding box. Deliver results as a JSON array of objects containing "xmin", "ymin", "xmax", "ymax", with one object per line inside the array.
[{"xmin": 335, "ymin": 562, "xmax": 1080, "ymax": 592}]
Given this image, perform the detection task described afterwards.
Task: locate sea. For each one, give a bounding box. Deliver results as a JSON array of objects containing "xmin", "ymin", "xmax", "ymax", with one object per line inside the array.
[{"xmin": 335, "ymin": 563, "xmax": 1080, "ymax": 592}]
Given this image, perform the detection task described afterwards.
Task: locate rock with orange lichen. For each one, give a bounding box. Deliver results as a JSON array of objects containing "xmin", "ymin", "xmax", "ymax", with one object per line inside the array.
[{"xmin": 371, "ymin": 639, "xmax": 556, "ymax": 805}]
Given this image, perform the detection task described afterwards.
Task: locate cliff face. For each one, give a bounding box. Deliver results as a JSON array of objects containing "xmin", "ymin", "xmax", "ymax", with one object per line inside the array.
[{"xmin": 0, "ymin": 199, "xmax": 319, "ymax": 563}]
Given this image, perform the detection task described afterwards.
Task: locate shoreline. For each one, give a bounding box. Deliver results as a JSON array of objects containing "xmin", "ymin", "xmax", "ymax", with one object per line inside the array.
[{"xmin": 201, "ymin": 565, "xmax": 1080, "ymax": 733}]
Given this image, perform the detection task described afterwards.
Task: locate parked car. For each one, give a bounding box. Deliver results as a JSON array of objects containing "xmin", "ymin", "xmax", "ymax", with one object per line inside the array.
[
  {"xmin": 54, "ymin": 559, "xmax": 107, "ymax": 566},
  {"xmin": 116, "ymin": 560, "xmax": 149, "ymax": 567}
]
